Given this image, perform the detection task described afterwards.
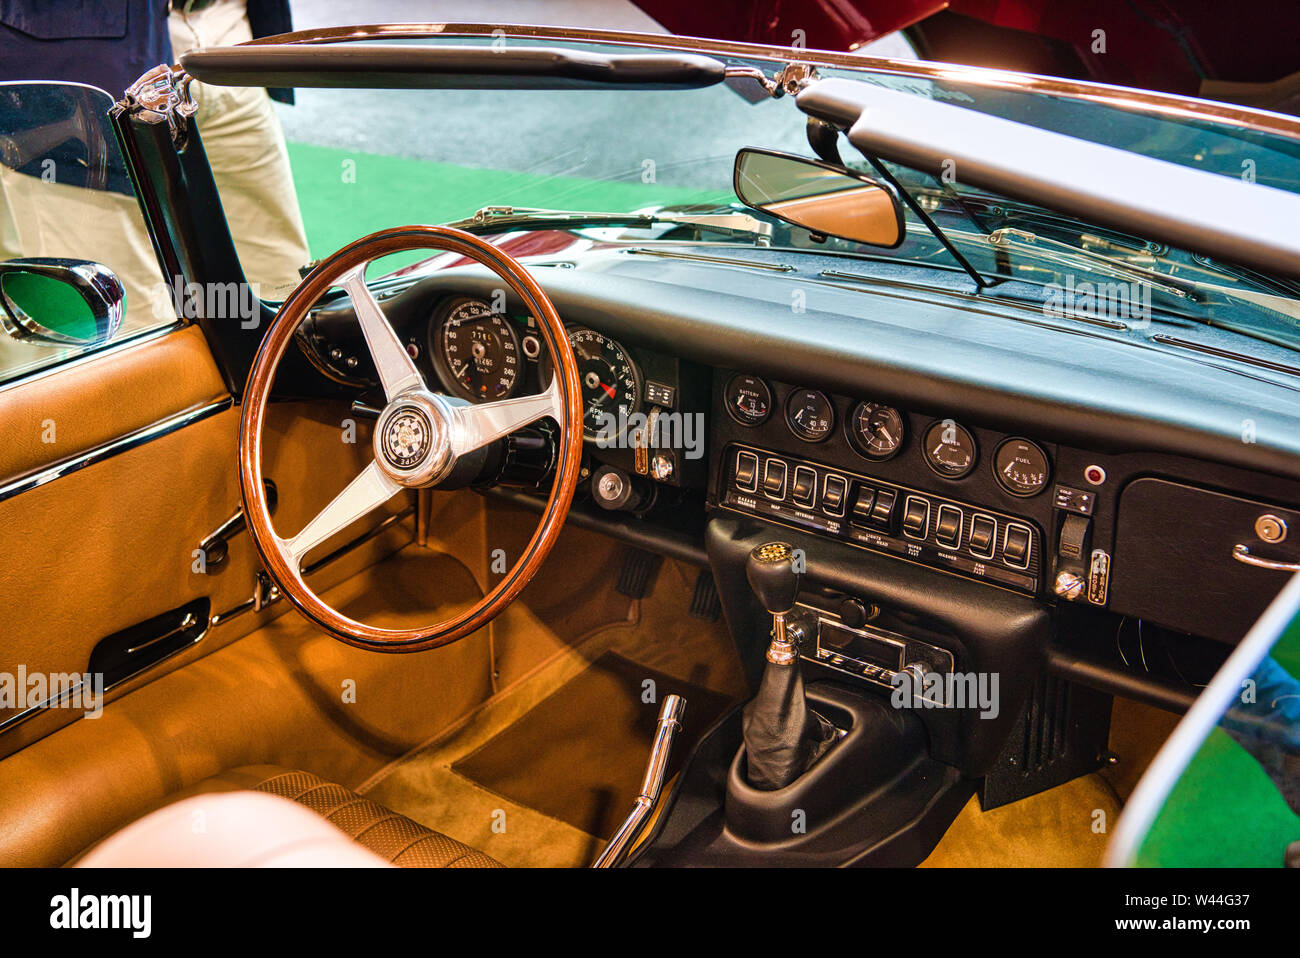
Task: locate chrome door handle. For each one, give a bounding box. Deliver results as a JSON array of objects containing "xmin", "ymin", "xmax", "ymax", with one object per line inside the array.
[{"xmin": 1232, "ymin": 543, "xmax": 1300, "ymax": 572}]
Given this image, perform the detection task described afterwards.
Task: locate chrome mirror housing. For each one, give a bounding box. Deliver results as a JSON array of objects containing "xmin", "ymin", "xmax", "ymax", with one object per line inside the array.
[{"xmin": 0, "ymin": 257, "xmax": 125, "ymax": 347}]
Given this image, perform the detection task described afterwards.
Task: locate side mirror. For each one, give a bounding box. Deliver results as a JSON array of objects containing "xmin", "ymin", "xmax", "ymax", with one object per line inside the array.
[
  {"xmin": 0, "ymin": 258, "xmax": 125, "ymax": 346},
  {"xmin": 733, "ymin": 148, "xmax": 905, "ymax": 248}
]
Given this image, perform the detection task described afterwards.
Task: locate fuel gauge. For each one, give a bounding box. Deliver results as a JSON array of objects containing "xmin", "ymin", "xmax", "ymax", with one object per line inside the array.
[{"xmin": 994, "ymin": 438, "xmax": 1051, "ymax": 497}]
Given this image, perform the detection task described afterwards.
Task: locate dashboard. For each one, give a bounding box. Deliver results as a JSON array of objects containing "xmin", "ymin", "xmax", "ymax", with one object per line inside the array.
[{"xmin": 300, "ymin": 247, "xmax": 1300, "ymax": 675}]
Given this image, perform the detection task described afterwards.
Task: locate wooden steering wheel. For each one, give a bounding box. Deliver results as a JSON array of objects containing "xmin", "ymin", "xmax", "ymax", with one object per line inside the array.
[{"xmin": 238, "ymin": 226, "xmax": 584, "ymax": 652}]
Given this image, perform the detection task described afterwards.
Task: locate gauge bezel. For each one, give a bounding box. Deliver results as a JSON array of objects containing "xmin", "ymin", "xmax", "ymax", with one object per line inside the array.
[
  {"xmin": 992, "ymin": 437, "xmax": 1052, "ymax": 497},
  {"xmin": 921, "ymin": 419, "xmax": 978, "ymax": 479},
  {"xmin": 724, "ymin": 373, "xmax": 773, "ymax": 427},
  {"xmin": 429, "ymin": 295, "xmax": 522, "ymax": 403},
  {"xmin": 845, "ymin": 400, "xmax": 906, "ymax": 462},
  {"xmin": 784, "ymin": 388, "xmax": 835, "ymax": 443},
  {"xmin": 567, "ymin": 326, "xmax": 643, "ymax": 441}
]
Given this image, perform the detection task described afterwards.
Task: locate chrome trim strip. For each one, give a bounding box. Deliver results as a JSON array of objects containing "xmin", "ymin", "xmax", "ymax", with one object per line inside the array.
[
  {"xmin": 0, "ymin": 396, "xmax": 232, "ymax": 504},
  {"xmin": 622, "ymin": 247, "xmax": 795, "ymax": 272},
  {"xmin": 1151, "ymin": 334, "xmax": 1300, "ymax": 378},
  {"xmin": 235, "ymin": 23, "xmax": 1300, "ymax": 141},
  {"xmin": 0, "ymin": 623, "xmax": 208, "ymax": 736}
]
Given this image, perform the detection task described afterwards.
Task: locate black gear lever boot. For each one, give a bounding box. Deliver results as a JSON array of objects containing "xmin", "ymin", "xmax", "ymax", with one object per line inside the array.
[{"xmin": 742, "ymin": 542, "xmax": 838, "ymax": 789}]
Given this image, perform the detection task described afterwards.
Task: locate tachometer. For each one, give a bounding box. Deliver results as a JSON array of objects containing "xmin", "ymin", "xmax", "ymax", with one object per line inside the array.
[
  {"xmin": 994, "ymin": 438, "xmax": 1051, "ymax": 497},
  {"xmin": 567, "ymin": 327, "xmax": 641, "ymax": 440},
  {"xmin": 847, "ymin": 401, "xmax": 905, "ymax": 461},
  {"xmin": 433, "ymin": 297, "xmax": 521, "ymax": 402}
]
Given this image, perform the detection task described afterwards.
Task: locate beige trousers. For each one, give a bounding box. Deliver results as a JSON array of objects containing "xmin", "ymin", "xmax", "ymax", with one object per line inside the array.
[{"xmin": 169, "ymin": 0, "xmax": 310, "ymax": 301}]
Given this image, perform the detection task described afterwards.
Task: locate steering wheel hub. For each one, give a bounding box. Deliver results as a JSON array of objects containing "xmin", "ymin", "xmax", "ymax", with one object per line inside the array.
[{"xmin": 373, "ymin": 392, "xmax": 454, "ymax": 485}]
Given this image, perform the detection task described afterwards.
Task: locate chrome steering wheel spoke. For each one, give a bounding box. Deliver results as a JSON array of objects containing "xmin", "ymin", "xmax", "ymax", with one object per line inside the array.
[
  {"xmin": 342, "ymin": 266, "xmax": 425, "ymax": 401},
  {"xmin": 280, "ymin": 459, "xmax": 403, "ymax": 568},
  {"xmin": 448, "ymin": 374, "xmax": 564, "ymax": 459}
]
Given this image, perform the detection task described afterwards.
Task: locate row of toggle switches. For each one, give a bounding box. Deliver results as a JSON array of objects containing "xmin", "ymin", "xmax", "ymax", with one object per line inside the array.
[
  {"xmin": 734, "ymin": 450, "xmax": 848, "ymax": 516},
  {"xmin": 731, "ymin": 447, "xmax": 1033, "ymax": 572}
]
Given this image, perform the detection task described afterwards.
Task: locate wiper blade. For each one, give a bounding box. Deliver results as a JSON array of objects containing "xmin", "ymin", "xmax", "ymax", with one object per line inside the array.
[
  {"xmin": 987, "ymin": 228, "xmax": 1198, "ymax": 300},
  {"xmin": 449, "ymin": 205, "xmax": 773, "ymax": 242}
]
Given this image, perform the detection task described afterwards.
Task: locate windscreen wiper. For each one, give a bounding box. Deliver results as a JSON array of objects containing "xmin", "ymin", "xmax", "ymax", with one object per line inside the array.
[{"xmin": 448, "ymin": 205, "xmax": 774, "ymax": 243}]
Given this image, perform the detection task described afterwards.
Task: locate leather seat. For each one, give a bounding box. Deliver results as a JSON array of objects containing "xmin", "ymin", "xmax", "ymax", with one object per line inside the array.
[{"xmin": 78, "ymin": 765, "xmax": 503, "ymax": 868}]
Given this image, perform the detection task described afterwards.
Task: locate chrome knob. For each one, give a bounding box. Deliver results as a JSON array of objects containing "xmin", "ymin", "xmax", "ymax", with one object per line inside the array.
[{"xmin": 1054, "ymin": 570, "xmax": 1085, "ymax": 601}]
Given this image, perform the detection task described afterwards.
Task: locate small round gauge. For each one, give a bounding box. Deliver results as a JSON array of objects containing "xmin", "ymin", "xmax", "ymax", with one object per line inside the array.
[
  {"xmin": 785, "ymin": 388, "xmax": 834, "ymax": 442},
  {"xmin": 567, "ymin": 327, "xmax": 642, "ymax": 440},
  {"xmin": 724, "ymin": 374, "xmax": 772, "ymax": 426},
  {"xmin": 847, "ymin": 401, "xmax": 905, "ymax": 461},
  {"xmin": 994, "ymin": 437, "xmax": 1051, "ymax": 497},
  {"xmin": 433, "ymin": 297, "xmax": 521, "ymax": 402},
  {"xmin": 923, "ymin": 420, "xmax": 978, "ymax": 478}
]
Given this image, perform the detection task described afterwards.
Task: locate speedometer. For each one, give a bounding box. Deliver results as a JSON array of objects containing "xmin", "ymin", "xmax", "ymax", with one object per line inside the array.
[
  {"xmin": 567, "ymin": 327, "xmax": 641, "ymax": 441},
  {"xmin": 433, "ymin": 297, "xmax": 521, "ymax": 402}
]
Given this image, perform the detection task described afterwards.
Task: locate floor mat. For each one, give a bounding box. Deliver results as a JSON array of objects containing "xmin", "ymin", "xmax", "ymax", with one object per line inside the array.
[
  {"xmin": 451, "ymin": 651, "xmax": 733, "ymax": 840},
  {"xmin": 919, "ymin": 772, "xmax": 1121, "ymax": 867}
]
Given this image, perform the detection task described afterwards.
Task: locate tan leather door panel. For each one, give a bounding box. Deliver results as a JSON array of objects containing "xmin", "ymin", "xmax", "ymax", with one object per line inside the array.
[{"xmin": 0, "ymin": 326, "xmax": 232, "ymax": 732}]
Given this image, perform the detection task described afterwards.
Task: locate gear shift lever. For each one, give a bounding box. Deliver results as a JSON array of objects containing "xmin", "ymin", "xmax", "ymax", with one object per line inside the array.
[{"xmin": 742, "ymin": 542, "xmax": 837, "ymax": 789}]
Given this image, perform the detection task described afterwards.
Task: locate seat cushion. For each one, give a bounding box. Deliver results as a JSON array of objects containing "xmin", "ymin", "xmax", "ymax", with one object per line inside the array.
[
  {"xmin": 223, "ymin": 765, "xmax": 503, "ymax": 868},
  {"xmin": 75, "ymin": 764, "xmax": 503, "ymax": 868}
]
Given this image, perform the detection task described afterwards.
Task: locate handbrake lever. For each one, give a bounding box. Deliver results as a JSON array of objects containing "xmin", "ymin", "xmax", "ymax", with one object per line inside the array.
[{"xmin": 591, "ymin": 694, "xmax": 686, "ymax": 868}]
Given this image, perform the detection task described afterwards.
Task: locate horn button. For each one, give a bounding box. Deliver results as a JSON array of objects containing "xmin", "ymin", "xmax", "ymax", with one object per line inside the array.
[{"xmin": 373, "ymin": 392, "xmax": 456, "ymax": 486}]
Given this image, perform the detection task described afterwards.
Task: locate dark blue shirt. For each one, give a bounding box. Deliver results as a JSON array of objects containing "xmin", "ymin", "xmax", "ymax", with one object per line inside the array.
[{"xmin": 0, "ymin": 0, "xmax": 292, "ymax": 101}]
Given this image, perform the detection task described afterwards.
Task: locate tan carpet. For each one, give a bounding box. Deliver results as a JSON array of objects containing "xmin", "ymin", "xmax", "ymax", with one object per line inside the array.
[
  {"xmin": 359, "ymin": 553, "xmax": 748, "ymax": 868},
  {"xmin": 452, "ymin": 651, "xmax": 733, "ymax": 839},
  {"xmin": 920, "ymin": 773, "xmax": 1121, "ymax": 867}
]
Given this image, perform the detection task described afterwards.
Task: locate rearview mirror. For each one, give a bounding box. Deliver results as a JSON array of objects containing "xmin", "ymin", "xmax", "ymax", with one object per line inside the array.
[
  {"xmin": 733, "ymin": 148, "xmax": 905, "ymax": 248},
  {"xmin": 0, "ymin": 258, "xmax": 125, "ymax": 346}
]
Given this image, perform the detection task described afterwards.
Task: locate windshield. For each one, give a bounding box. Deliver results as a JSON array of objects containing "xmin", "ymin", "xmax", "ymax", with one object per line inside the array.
[{"xmin": 207, "ymin": 31, "xmax": 1300, "ymax": 347}]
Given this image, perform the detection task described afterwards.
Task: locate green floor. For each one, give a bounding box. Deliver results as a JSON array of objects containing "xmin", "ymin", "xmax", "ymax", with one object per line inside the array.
[
  {"xmin": 1137, "ymin": 618, "xmax": 1300, "ymax": 867},
  {"xmin": 286, "ymin": 141, "xmax": 733, "ymax": 269}
]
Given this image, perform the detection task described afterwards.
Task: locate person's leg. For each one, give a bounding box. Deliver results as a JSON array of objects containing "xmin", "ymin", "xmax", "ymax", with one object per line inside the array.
[{"xmin": 169, "ymin": 1, "xmax": 310, "ymax": 301}]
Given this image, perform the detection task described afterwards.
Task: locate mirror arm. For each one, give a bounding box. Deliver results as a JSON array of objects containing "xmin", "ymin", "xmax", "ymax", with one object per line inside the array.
[
  {"xmin": 858, "ymin": 152, "xmax": 997, "ymax": 291},
  {"xmin": 805, "ymin": 117, "xmax": 844, "ymax": 167}
]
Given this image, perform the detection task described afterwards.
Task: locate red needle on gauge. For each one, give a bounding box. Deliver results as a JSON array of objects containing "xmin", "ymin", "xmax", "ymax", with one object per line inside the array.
[{"xmin": 598, "ymin": 382, "xmax": 617, "ymax": 399}]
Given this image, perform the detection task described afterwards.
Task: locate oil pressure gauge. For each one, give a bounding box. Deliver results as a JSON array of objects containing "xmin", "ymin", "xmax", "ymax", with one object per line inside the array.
[
  {"xmin": 785, "ymin": 388, "xmax": 834, "ymax": 442},
  {"xmin": 994, "ymin": 438, "xmax": 1051, "ymax": 497}
]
